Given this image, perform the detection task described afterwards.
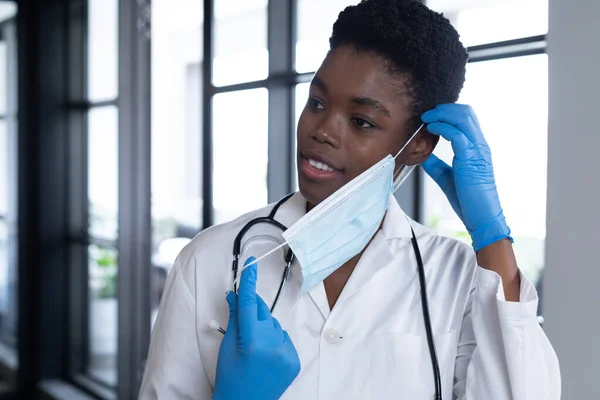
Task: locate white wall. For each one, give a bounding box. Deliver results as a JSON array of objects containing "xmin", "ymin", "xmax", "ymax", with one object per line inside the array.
[{"xmin": 543, "ymin": 0, "xmax": 600, "ymax": 398}]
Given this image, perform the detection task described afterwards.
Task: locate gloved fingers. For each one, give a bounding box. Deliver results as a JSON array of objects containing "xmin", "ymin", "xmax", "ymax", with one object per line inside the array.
[
  {"xmin": 422, "ymin": 154, "xmax": 452, "ymax": 191},
  {"xmin": 238, "ymin": 257, "xmax": 258, "ymax": 340},
  {"xmin": 422, "ymin": 104, "xmax": 486, "ymax": 146},
  {"xmin": 272, "ymin": 316, "xmax": 282, "ymax": 331},
  {"xmin": 225, "ymin": 291, "xmax": 239, "ymax": 333},
  {"xmin": 427, "ymin": 103, "xmax": 481, "ymax": 126},
  {"xmin": 256, "ymin": 293, "xmax": 273, "ymax": 322},
  {"xmin": 425, "ymin": 122, "xmax": 471, "ymax": 156}
]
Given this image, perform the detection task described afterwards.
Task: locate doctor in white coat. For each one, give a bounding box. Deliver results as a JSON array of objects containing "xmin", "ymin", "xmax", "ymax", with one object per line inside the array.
[{"xmin": 139, "ymin": 0, "xmax": 560, "ymax": 399}]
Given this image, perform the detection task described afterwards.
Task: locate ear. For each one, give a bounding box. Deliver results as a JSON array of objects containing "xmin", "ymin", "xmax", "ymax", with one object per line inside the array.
[{"xmin": 404, "ymin": 130, "xmax": 438, "ymax": 165}]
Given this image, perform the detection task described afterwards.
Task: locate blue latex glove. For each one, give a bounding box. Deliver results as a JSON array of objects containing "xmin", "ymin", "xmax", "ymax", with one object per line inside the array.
[
  {"xmin": 212, "ymin": 257, "xmax": 301, "ymax": 400},
  {"xmin": 421, "ymin": 104, "xmax": 512, "ymax": 251}
]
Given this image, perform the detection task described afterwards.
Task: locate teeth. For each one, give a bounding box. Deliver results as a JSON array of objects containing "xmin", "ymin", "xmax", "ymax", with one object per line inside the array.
[{"xmin": 308, "ymin": 158, "xmax": 335, "ymax": 172}]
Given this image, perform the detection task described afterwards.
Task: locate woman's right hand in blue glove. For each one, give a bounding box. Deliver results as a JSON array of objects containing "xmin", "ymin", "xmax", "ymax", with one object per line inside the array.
[{"xmin": 212, "ymin": 257, "xmax": 301, "ymax": 400}]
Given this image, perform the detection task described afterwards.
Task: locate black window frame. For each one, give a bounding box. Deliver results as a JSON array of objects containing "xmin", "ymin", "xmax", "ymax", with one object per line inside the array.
[{"xmin": 0, "ymin": 5, "xmax": 18, "ymax": 396}]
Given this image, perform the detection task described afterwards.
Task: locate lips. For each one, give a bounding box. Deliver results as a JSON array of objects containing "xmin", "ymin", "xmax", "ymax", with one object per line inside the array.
[
  {"xmin": 300, "ymin": 151, "xmax": 343, "ymax": 172},
  {"xmin": 299, "ymin": 151, "xmax": 343, "ymax": 182}
]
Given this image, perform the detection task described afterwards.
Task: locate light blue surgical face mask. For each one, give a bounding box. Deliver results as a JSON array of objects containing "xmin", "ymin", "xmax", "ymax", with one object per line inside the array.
[{"xmin": 233, "ymin": 124, "xmax": 424, "ymax": 294}]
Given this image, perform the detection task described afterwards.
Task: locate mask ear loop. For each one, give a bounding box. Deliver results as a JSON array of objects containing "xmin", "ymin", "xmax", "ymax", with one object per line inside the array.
[
  {"xmin": 392, "ymin": 123, "xmax": 424, "ymax": 183},
  {"xmin": 230, "ymin": 242, "xmax": 287, "ymax": 292}
]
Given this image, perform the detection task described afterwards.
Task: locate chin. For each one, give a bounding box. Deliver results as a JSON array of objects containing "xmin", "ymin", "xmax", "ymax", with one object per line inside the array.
[{"xmin": 297, "ymin": 176, "xmax": 336, "ymax": 208}]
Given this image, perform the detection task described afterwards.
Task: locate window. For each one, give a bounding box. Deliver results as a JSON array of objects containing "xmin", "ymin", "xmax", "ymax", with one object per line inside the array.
[
  {"xmin": 151, "ymin": 0, "xmax": 203, "ymax": 326},
  {"xmin": 213, "ymin": 0, "xmax": 268, "ymax": 86},
  {"xmin": 293, "ymin": 82, "xmax": 310, "ymax": 191},
  {"xmin": 295, "ymin": 0, "xmax": 361, "ymax": 73},
  {"xmin": 68, "ymin": 0, "xmax": 119, "ymax": 389},
  {"xmin": 0, "ymin": 1, "xmax": 17, "ymax": 359},
  {"xmin": 427, "ymin": 0, "xmax": 548, "ymax": 47},
  {"xmin": 424, "ymin": 0, "xmax": 548, "ymax": 289},
  {"xmin": 86, "ymin": 105, "xmax": 119, "ymax": 385},
  {"xmin": 212, "ymin": 89, "xmax": 269, "ymax": 224}
]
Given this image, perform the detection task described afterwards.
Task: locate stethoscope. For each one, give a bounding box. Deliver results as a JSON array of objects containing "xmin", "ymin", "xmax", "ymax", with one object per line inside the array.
[{"xmin": 208, "ymin": 192, "xmax": 443, "ymax": 400}]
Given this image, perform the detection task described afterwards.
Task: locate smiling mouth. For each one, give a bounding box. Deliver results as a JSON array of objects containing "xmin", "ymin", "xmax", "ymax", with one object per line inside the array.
[
  {"xmin": 300, "ymin": 156, "xmax": 342, "ymax": 182},
  {"xmin": 307, "ymin": 158, "xmax": 337, "ymax": 172}
]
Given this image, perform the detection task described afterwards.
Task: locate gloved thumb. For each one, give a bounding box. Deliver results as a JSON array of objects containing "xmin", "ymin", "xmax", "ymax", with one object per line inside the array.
[
  {"xmin": 422, "ymin": 153, "xmax": 463, "ymax": 221},
  {"xmin": 422, "ymin": 154, "xmax": 453, "ymax": 193}
]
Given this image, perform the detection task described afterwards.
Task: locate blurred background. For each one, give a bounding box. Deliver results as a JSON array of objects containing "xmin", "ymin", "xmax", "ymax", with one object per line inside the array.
[{"xmin": 0, "ymin": 0, "xmax": 598, "ymax": 398}]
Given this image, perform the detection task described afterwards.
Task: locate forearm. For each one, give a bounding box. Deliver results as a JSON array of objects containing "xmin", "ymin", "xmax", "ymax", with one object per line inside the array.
[{"xmin": 476, "ymin": 238, "xmax": 521, "ymax": 302}]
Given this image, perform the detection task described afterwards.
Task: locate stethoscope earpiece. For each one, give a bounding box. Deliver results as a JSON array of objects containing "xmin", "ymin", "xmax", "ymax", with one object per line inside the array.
[{"xmin": 209, "ymin": 320, "xmax": 225, "ymax": 335}]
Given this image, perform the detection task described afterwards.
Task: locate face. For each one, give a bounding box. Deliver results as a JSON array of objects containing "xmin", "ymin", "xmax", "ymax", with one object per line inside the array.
[{"xmin": 296, "ymin": 45, "xmax": 436, "ymax": 207}]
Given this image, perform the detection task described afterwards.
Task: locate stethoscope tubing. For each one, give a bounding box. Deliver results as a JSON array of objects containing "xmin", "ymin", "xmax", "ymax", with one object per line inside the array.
[{"xmin": 215, "ymin": 193, "xmax": 443, "ymax": 399}]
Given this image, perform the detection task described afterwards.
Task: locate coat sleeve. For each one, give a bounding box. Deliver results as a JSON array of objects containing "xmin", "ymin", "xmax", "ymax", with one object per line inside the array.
[
  {"xmin": 138, "ymin": 258, "xmax": 213, "ymax": 400},
  {"xmin": 453, "ymin": 266, "xmax": 561, "ymax": 399}
]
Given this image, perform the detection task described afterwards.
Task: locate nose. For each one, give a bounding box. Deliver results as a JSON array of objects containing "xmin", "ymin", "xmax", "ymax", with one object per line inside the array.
[{"xmin": 312, "ymin": 118, "xmax": 342, "ymax": 148}]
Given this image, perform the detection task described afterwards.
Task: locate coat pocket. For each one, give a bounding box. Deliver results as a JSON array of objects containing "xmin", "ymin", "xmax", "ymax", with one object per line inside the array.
[{"xmin": 371, "ymin": 329, "xmax": 458, "ymax": 399}]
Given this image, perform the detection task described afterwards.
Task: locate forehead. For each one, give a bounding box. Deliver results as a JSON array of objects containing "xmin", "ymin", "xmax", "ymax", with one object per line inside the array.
[{"xmin": 316, "ymin": 46, "xmax": 410, "ymax": 107}]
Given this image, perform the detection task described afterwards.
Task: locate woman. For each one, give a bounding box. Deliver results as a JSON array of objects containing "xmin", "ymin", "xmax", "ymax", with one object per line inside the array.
[{"xmin": 139, "ymin": 0, "xmax": 560, "ymax": 399}]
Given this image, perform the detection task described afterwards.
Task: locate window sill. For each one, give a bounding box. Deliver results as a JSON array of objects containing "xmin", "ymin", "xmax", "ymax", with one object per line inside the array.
[
  {"xmin": 0, "ymin": 343, "xmax": 17, "ymax": 371},
  {"xmin": 0, "ymin": 343, "xmax": 16, "ymax": 389},
  {"xmin": 70, "ymin": 375, "xmax": 116, "ymax": 400},
  {"xmin": 38, "ymin": 376, "xmax": 116, "ymax": 400},
  {"xmin": 38, "ymin": 380, "xmax": 98, "ymax": 400}
]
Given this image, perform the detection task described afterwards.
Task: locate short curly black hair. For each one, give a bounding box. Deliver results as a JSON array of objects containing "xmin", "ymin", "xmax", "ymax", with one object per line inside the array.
[{"xmin": 329, "ymin": 0, "xmax": 468, "ymax": 129}]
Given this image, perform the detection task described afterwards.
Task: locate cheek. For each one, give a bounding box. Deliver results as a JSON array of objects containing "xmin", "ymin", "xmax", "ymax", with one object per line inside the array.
[
  {"xmin": 346, "ymin": 138, "xmax": 399, "ymax": 175},
  {"xmin": 296, "ymin": 109, "xmax": 312, "ymax": 139},
  {"xmin": 346, "ymin": 148, "xmax": 383, "ymax": 177}
]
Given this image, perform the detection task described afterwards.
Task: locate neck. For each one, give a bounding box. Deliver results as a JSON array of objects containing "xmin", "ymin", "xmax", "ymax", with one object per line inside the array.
[{"xmin": 306, "ymin": 201, "xmax": 315, "ymax": 213}]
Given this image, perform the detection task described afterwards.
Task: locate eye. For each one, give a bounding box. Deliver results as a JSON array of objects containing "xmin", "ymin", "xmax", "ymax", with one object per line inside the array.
[
  {"xmin": 351, "ymin": 117, "xmax": 376, "ymax": 129},
  {"xmin": 307, "ymin": 97, "xmax": 325, "ymax": 111}
]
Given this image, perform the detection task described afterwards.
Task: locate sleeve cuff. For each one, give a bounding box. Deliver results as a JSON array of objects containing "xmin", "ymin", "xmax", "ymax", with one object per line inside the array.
[{"xmin": 476, "ymin": 266, "xmax": 539, "ymax": 320}]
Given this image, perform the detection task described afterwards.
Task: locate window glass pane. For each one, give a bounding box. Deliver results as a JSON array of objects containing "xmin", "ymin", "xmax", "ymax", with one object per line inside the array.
[
  {"xmin": 0, "ymin": 42, "xmax": 6, "ymax": 116},
  {"xmin": 293, "ymin": 82, "xmax": 310, "ymax": 192},
  {"xmin": 213, "ymin": 0, "xmax": 267, "ymax": 86},
  {"xmin": 213, "ymin": 88, "xmax": 268, "ymax": 224},
  {"xmin": 423, "ymin": 54, "xmax": 548, "ymax": 286},
  {"xmin": 87, "ymin": 0, "xmax": 118, "ymax": 101},
  {"xmin": 0, "ymin": 120, "xmax": 6, "ymax": 215},
  {"xmin": 0, "ymin": 3, "xmax": 16, "ymax": 23},
  {"xmin": 0, "ymin": 221, "xmax": 8, "ymax": 340},
  {"xmin": 87, "ymin": 244, "xmax": 118, "ymax": 386},
  {"xmin": 295, "ymin": 0, "xmax": 360, "ymax": 73},
  {"xmin": 151, "ymin": 0, "xmax": 203, "ymax": 326},
  {"xmin": 0, "ymin": 2, "xmax": 17, "ymax": 357},
  {"xmin": 427, "ymin": 0, "xmax": 548, "ymax": 47},
  {"xmin": 88, "ymin": 106, "xmax": 118, "ymax": 240},
  {"xmin": 0, "ymin": 219, "xmax": 16, "ymax": 349}
]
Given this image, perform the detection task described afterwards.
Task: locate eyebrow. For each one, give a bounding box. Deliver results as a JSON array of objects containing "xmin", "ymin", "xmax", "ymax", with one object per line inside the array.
[
  {"xmin": 352, "ymin": 97, "xmax": 391, "ymax": 118},
  {"xmin": 311, "ymin": 75, "xmax": 391, "ymax": 118},
  {"xmin": 311, "ymin": 75, "xmax": 329, "ymax": 93}
]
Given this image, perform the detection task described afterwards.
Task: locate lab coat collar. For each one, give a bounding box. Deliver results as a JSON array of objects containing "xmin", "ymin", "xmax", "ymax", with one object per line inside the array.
[
  {"xmin": 270, "ymin": 191, "xmax": 415, "ymax": 318},
  {"xmin": 380, "ymin": 194, "xmax": 415, "ymax": 240},
  {"xmin": 269, "ymin": 191, "xmax": 307, "ymax": 229}
]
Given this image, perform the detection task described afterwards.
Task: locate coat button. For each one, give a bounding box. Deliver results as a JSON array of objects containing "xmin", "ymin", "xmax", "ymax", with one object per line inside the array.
[{"xmin": 323, "ymin": 329, "xmax": 341, "ymax": 344}]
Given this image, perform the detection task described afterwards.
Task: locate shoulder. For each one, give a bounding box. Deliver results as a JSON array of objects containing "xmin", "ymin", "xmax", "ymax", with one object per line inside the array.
[{"xmin": 174, "ymin": 202, "xmax": 278, "ymax": 282}]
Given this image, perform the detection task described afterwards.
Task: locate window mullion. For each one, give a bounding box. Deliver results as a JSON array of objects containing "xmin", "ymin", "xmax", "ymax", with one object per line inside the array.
[
  {"xmin": 117, "ymin": 0, "xmax": 152, "ymax": 398},
  {"xmin": 267, "ymin": 0, "xmax": 295, "ymax": 202}
]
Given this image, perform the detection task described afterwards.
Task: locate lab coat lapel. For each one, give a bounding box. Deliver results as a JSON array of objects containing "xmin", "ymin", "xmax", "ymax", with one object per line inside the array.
[
  {"xmin": 335, "ymin": 196, "xmax": 414, "ymax": 306},
  {"xmin": 334, "ymin": 232, "xmax": 395, "ymax": 307},
  {"xmin": 265, "ymin": 192, "xmax": 306, "ymax": 322}
]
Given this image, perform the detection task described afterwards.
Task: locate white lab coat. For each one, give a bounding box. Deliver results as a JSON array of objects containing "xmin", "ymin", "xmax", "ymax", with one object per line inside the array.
[{"xmin": 139, "ymin": 192, "xmax": 561, "ymax": 399}]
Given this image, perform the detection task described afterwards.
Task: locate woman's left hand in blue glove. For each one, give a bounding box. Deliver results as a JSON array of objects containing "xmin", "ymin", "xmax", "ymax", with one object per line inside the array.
[{"xmin": 421, "ymin": 104, "xmax": 513, "ymax": 252}]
